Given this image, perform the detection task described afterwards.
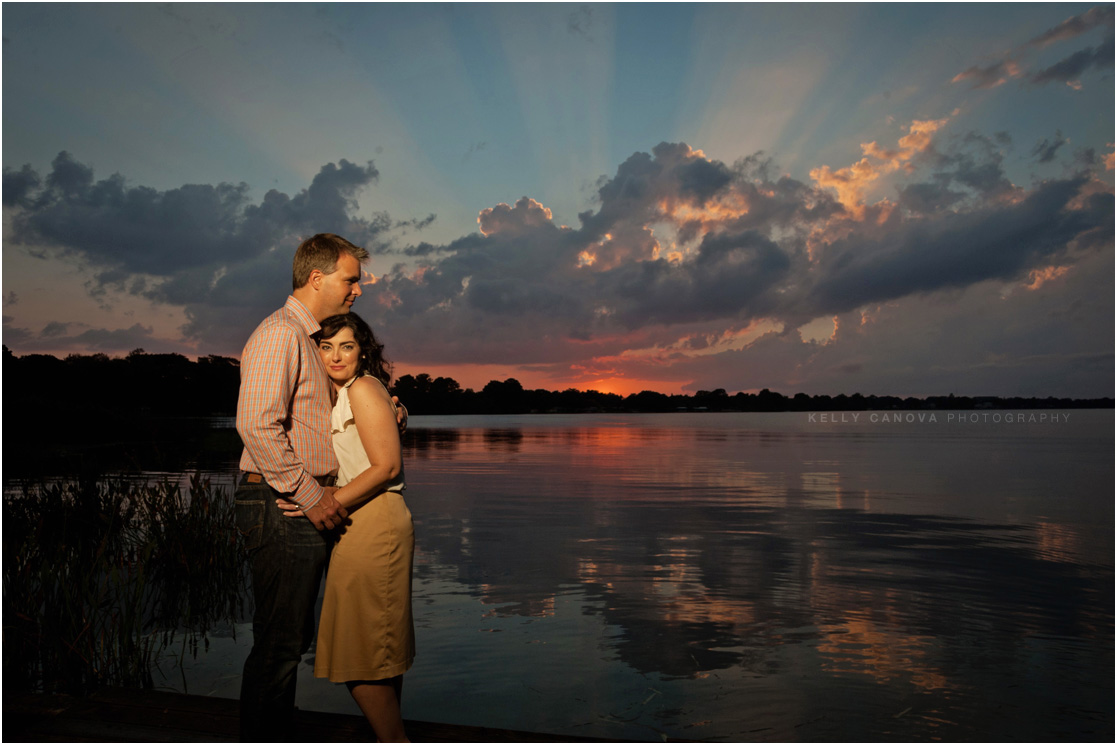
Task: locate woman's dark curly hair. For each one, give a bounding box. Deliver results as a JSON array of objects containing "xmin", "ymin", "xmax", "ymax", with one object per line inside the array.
[{"xmin": 314, "ymin": 312, "xmax": 392, "ymax": 387}]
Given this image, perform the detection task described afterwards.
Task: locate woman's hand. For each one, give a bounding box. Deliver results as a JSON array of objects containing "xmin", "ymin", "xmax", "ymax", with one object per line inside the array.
[
  {"xmin": 275, "ymin": 497, "xmax": 304, "ymax": 517},
  {"xmin": 393, "ymin": 397, "xmax": 408, "ymax": 433}
]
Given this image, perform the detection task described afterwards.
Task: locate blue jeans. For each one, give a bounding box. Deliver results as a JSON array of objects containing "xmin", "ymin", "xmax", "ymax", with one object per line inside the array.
[{"xmin": 235, "ymin": 476, "xmax": 332, "ymax": 742}]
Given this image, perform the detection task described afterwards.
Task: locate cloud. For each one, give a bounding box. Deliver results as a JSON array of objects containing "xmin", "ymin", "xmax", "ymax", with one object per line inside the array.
[
  {"xmin": 478, "ymin": 197, "xmax": 555, "ymax": 236},
  {"xmin": 566, "ymin": 5, "xmax": 594, "ymax": 39},
  {"xmin": 0, "ymin": 316, "xmax": 179, "ymax": 354},
  {"xmin": 5, "ymin": 152, "xmax": 382, "ymax": 281},
  {"xmin": 935, "ymin": 133, "xmax": 1016, "ymax": 198},
  {"xmin": 951, "ymin": 60, "xmax": 1023, "ymax": 90},
  {"xmin": 4, "ymin": 121, "xmax": 1111, "ymax": 397},
  {"xmin": 393, "ymin": 213, "xmax": 437, "ymax": 236},
  {"xmin": 1030, "ymin": 35, "xmax": 1115, "ymax": 87},
  {"xmin": 801, "ymin": 175, "xmax": 1106, "ymax": 317},
  {"xmin": 41, "ymin": 321, "xmax": 72, "ymax": 337},
  {"xmin": 810, "ymin": 119, "xmax": 949, "ymax": 214},
  {"xmin": 1026, "ymin": 5, "xmax": 1114, "ymax": 49},
  {"xmin": 462, "ymin": 141, "xmax": 487, "ymax": 163},
  {"xmin": 2, "ymin": 164, "xmax": 41, "ymax": 208},
  {"xmin": 1032, "ymin": 132, "xmax": 1068, "ymax": 164},
  {"xmin": 2, "ymin": 318, "xmax": 32, "ymax": 344},
  {"xmin": 897, "ymin": 181, "xmax": 966, "ymax": 215},
  {"xmin": 651, "ymin": 242, "xmax": 1114, "ymax": 399},
  {"xmin": 355, "ymin": 127, "xmax": 1110, "ymax": 392},
  {"xmin": 953, "ymin": 6, "xmax": 1114, "ymax": 90},
  {"xmin": 70, "ymin": 323, "xmax": 158, "ymax": 348},
  {"xmin": 4, "ymin": 152, "xmax": 394, "ymax": 351},
  {"xmin": 1024, "ymin": 265, "xmax": 1069, "ymax": 291}
]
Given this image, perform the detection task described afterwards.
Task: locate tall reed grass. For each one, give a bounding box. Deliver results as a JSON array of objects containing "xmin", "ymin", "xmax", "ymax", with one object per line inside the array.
[{"xmin": 3, "ymin": 474, "xmax": 246, "ymax": 695}]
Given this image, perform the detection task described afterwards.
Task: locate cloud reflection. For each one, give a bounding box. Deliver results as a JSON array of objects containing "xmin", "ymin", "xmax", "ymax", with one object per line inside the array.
[{"xmin": 405, "ymin": 421, "xmax": 1113, "ymax": 691}]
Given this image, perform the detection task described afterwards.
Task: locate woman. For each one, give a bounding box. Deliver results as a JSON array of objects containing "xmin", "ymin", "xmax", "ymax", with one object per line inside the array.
[{"xmin": 279, "ymin": 312, "xmax": 413, "ymax": 742}]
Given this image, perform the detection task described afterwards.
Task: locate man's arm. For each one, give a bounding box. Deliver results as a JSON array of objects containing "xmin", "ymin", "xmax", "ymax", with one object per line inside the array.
[{"xmin": 236, "ymin": 322, "xmax": 329, "ymax": 513}]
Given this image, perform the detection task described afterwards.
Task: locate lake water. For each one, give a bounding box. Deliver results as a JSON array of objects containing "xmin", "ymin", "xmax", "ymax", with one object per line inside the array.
[{"xmin": 152, "ymin": 411, "xmax": 1113, "ymax": 741}]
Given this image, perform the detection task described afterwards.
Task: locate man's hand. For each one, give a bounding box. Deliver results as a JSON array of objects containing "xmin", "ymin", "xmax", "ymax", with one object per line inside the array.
[
  {"xmin": 300, "ymin": 486, "xmax": 348, "ymax": 531},
  {"xmin": 392, "ymin": 397, "xmax": 408, "ymax": 434}
]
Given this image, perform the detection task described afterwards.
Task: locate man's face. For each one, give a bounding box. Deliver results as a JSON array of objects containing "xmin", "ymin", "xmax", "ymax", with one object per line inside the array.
[{"xmin": 318, "ymin": 253, "xmax": 363, "ymax": 317}]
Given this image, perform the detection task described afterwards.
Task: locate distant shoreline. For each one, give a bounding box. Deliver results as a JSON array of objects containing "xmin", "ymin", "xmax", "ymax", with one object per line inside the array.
[
  {"xmin": 4, "ymin": 347, "xmax": 1113, "ymax": 417},
  {"xmin": 399, "ymin": 401, "xmax": 1116, "ymax": 415}
]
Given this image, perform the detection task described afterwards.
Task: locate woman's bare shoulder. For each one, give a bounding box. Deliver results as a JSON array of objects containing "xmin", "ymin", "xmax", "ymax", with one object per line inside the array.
[{"xmin": 348, "ymin": 376, "xmax": 392, "ymax": 406}]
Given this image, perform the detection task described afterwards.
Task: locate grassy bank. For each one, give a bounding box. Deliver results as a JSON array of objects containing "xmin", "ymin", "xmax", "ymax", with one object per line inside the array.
[{"xmin": 3, "ymin": 475, "xmax": 246, "ymax": 695}]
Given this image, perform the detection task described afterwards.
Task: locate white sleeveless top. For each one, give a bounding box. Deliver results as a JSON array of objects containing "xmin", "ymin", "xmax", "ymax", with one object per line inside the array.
[{"xmin": 330, "ymin": 375, "xmax": 405, "ymax": 491}]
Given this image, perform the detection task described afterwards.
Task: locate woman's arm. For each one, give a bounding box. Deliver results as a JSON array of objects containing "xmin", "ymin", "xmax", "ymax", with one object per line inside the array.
[{"xmin": 332, "ymin": 377, "xmax": 403, "ymax": 510}]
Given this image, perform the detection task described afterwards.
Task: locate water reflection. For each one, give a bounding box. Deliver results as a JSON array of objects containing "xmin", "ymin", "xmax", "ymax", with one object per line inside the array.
[
  {"xmin": 482, "ymin": 428, "xmax": 524, "ymax": 450},
  {"xmin": 403, "ymin": 413, "xmax": 1113, "ymax": 740},
  {"xmin": 419, "ymin": 500, "xmax": 1108, "ymax": 676},
  {"xmin": 30, "ymin": 412, "xmax": 1107, "ymax": 740}
]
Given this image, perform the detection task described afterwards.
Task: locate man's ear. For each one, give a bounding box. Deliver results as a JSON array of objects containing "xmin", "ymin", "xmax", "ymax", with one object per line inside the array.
[{"xmin": 309, "ymin": 269, "xmax": 324, "ymax": 290}]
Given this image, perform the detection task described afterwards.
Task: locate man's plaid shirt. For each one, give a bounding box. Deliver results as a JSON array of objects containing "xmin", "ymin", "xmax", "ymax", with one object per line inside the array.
[{"xmin": 237, "ymin": 295, "xmax": 338, "ymax": 509}]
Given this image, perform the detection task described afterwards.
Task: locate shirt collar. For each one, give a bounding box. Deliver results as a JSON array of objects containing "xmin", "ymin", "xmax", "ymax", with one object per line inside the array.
[{"xmin": 284, "ymin": 295, "xmax": 321, "ymax": 336}]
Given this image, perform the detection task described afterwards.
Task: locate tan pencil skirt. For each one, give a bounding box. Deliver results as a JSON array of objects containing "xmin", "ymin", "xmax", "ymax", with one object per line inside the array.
[{"xmin": 314, "ymin": 490, "xmax": 415, "ymax": 682}]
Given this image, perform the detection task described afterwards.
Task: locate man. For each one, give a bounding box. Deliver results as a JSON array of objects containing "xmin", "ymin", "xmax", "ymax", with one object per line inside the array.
[{"xmin": 234, "ymin": 233, "xmax": 375, "ymax": 741}]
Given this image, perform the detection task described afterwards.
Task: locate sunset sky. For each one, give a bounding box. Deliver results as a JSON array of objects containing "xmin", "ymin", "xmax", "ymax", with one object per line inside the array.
[{"xmin": 3, "ymin": 3, "xmax": 1113, "ymax": 397}]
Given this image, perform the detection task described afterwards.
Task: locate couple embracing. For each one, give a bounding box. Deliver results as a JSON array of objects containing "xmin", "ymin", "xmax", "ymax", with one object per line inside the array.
[{"xmin": 235, "ymin": 234, "xmax": 413, "ymax": 742}]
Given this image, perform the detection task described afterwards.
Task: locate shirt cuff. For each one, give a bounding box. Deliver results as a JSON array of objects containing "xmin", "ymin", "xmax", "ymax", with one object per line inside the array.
[{"xmin": 294, "ymin": 476, "xmax": 326, "ymax": 511}]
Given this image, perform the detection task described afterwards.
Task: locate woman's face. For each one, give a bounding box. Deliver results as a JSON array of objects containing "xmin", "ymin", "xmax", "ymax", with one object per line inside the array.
[{"xmin": 318, "ymin": 326, "xmax": 361, "ymax": 384}]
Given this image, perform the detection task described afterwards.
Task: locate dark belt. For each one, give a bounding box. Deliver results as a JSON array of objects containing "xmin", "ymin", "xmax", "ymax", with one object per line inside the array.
[{"xmin": 242, "ymin": 471, "xmax": 336, "ymax": 487}]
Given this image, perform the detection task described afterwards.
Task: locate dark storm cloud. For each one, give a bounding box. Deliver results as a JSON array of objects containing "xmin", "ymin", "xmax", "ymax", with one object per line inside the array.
[
  {"xmin": 5, "ymin": 152, "xmax": 382, "ymax": 280},
  {"xmin": 894, "ymin": 132, "xmax": 1015, "ymax": 218},
  {"xmin": 933, "ymin": 132, "xmax": 1015, "ymax": 198},
  {"xmin": 802, "ymin": 175, "xmax": 1110, "ymax": 317},
  {"xmin": 602, "ymin": 230, "xmax": 792, "ymax": 328},
  {"xmin": 1030, "ymin": 35, "xmax": 1115, "ymax": 86},
  {"xmin": 671, "ymin": 245, "xmax": 1115, "ymax": 399},
  {"xmin": 897, "ymin": 181, "xmax": 966, "ymax": 214},
  {"xmin": 357, "ymin": 138, "xmax": 1111, "ymax": 369},
  {"xmin": 356, "ymin": 144, "xmax": 806, "ymax": 365},
  {"xmin": 403, "ymin": 240, "xmax": 454, "ymax": 257},
  {"xmin": 730, "ymin": 161, "xmax": 843, "ymax": 231},
  {"xmin": 3, "ymin": 152, "xmax": 393, "ymax": 353},
  {"xmin": 582, "ymin": 142, "xmax": 735, "ymax": 240},
  {"xmin": 2, "ymin": 164, "xmax": 41, "ymax": 208},
  {"xmin": 6, "ymin": 133, "xmax": 1110, "ymax": 370}
]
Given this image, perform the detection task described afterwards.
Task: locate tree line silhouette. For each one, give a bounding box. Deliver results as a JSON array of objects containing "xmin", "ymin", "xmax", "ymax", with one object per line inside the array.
[
  {"xmin": 392, "ymin": 373, "xmax": 1113, "ymax": 415},
  {"xmin": 4, "ymin": 347, "xmax": 241, "ymax": 473},
  {"xmin": 5, "ymin": 346, "xmax": 1110, "ymax": 423}
]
